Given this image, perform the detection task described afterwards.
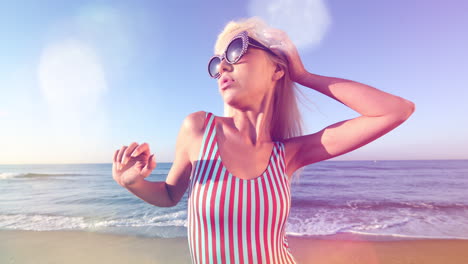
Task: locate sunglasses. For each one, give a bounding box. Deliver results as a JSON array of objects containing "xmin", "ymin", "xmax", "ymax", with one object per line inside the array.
[{"xmin": 208, "ymin": 31, "xmax": 278, "ymax": 78}]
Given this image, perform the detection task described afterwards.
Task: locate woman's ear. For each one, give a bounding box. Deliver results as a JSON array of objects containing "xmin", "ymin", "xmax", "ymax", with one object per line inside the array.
[{"xmin": 272, "ymin": 64, "xmax": 284, "ymax": 81}]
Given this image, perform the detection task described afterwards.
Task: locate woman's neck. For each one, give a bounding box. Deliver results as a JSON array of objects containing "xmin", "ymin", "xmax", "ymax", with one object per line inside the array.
[{"xmin": 229, "ymin": 90, "xmax": 275, "ymax": 146}]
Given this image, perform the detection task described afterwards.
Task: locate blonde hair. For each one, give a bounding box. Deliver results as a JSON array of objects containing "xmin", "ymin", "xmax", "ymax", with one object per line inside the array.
[{"xmin": 214, "ymin": 17, "xmax": 307, "ymax": 182}]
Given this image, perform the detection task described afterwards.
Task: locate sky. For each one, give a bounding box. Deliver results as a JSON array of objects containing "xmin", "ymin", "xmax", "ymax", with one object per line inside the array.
[{"xmin": 0, "ymin": 0, "xmax": 467, "ymax": 164}]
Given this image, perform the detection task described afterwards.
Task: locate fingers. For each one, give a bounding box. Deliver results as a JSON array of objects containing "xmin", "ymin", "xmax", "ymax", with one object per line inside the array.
[
  {"xmin": 116, "ymin": 145, "xmax": 128, "ymax": 170},
  {"xmin": 131, "ymin": 142, "xmax": 150, "ymax": 158},
  {"xmin": 114, "ymin": 142, "xmax": 152, "ymax": 170},
  {"xmin": 113, "ymin": 149, "xmax": 119, "ymax": 163},
  {"xmin": 141, "ymin": 153, "xmax": 157, "ymax": 178},
  {"xmin": 122, "ymin": 142, "xmax": 139, "ymax": 166}
]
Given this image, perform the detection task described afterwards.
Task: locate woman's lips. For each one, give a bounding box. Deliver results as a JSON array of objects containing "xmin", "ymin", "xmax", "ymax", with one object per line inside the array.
[
  {"xmin": 219, "ymin": 74, "xmax": 235, "ymax": 90},
  {"xmin": 220, "ymin": 79, "xmax": 235, "ymax": 90}
]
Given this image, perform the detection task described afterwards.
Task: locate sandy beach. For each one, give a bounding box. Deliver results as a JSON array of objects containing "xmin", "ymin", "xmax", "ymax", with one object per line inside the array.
[{"xmin": 1, "ymin": 230, "xmax": 468, "ymax": 264}]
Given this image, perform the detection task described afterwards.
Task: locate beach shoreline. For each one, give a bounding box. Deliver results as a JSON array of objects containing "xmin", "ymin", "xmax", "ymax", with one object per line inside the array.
[{"xmin": 1, "ymin": 229, "xmax": 468, "ymax": 264}]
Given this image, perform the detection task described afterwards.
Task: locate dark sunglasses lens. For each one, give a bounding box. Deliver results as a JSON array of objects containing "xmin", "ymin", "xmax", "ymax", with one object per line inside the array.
[
  {"xmin": 226, "ymin": 38, "xmax": 243, "ymax": 63},
  {"xmin": 208, "ymin": 57, "xmax": 221, "ymax": 77}
]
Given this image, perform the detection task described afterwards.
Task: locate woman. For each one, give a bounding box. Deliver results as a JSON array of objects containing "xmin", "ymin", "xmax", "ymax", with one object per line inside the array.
[{"xmin": 112, "ymin": 17, "xmax": 415, "ymax": 264}]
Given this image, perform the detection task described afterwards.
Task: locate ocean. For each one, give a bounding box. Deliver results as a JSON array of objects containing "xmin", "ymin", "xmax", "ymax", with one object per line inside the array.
[{"xmin": 1, "ymin": 160, "xmax": 467, "ymax": 241}]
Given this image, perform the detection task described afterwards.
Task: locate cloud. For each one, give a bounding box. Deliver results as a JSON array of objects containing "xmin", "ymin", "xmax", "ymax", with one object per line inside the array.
[
  {"xmin": 34, "ymin": 37, "xmax": 109, "ymax": 162},
  {"xmin": 248, "ymin": 0, "xmax": 332, "ymax": 50},
  {"xmin": 35, "ymin": 3, "xmax": 138, "ymax": 156},
  {"xmin": 36, "ymin": 4, "xmax": 126, "ymax": 149},
  {"xmin": 2, "ymin": 3, "xmax": 158, "ymax": 163},
  {"xmin": 43, "ymin": 4, "xmax": 137, "ymax": 79},
  {"xmin": 73, "ymin": 5, "xmax": 135, "ymax": 76},
  {"xmin": 0, "ymin": 110, "xmax": 9, "ymax": 118},
  {"xmin": 37, "ymin": 38, "xmax": 107, "ymax": 138}
]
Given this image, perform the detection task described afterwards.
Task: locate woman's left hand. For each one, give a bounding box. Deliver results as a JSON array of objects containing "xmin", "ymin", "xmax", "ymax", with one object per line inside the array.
[{"xmin": 262, "ymin": 29, "xmax": 308, "ymax": 83}]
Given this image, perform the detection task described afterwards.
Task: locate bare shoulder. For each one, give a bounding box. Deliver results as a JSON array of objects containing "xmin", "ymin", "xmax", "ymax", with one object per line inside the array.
[
  {"xmin": 164, "ymin": 111, "xmax": 207, "ymax": 206},
  {"xmin": 181, "ymin": 111, "xmax": 208, "ymax": 162},
  {"xmin": 182, "ymin": 111, "xmax": 206, "ymax": 138}
]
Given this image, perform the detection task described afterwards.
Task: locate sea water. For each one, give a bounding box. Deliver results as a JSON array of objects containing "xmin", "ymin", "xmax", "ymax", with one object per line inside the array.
[{"xmin": 1, "ymin": 160, "xmax": 467, "ymax": 240}]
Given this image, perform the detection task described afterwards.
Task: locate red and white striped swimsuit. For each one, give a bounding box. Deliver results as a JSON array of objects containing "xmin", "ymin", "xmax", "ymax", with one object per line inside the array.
[{"xmin": 187, "ymin": 112, "xmax": 297, "ymax": 264}]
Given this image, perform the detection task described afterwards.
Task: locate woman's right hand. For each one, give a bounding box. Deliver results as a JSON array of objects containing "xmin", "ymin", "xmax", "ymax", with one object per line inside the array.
[{"xmin": 112, "ymin": 142, "xmax": 157, "ymax": 187}]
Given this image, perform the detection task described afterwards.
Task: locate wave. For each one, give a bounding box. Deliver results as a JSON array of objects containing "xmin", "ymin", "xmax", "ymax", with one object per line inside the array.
[
  {"xmin": 286, "ymin": 231, "xmax": 468, "ymax": 241},
  {"xmin": 0, "ymin": 211, "xmax": 188, "ymax": 232},
  {"xmin": 291, "ymin": 199, "xmax": 468, "ymax": 211},
  {"xmin": 0, "ymin": 172, "xmax": 87, "ymax": 180},
  {"xmin": 345, "ymin": 231, "xmax": 468, "ymax": 241},
  {"xmin": 285, "ymin": 212, "xmax": 468, "ymax": 241},
  {"xmin": 2, "ymin": 211, "xmax": 468, "ymax": 241}
]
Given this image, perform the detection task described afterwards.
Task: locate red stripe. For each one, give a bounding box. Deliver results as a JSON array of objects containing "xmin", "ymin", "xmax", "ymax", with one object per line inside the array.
[
  {"xmin": 269, "ymin": 167, "xmax": 279, "ymax": 263},
  {"xmin": 270, "ymin": 148, "xmax": 281, "ymax": 264},
  {"xmin": 202, "ymin": 144, "xmax": 218, "ymax": 263},
  {"xmin": 209, "ymin": 153, "xmax": 223, "ymax": 264},
  {"xmin": 198, "ymin": 114, "xmax": 217, "ymax": 263},
  {"xmin": 274, "ymin": 146, "xmax": 290, "ymax": 264},
  {"xmin": 262, "ymin": 172, "xmax": 271, "ymax": 263},
  {"xmin": 280, "ymin": 154, "xmax": 294, "ymax": 264},
  {"xmin": 217, "ymin": 156, "xmax": 228, "ymax": 263},
  {"xmin": 276, "ymin": 146, "xmax": 290, "ymax": 220},
  {"xmin": 228, "ymin": 177, "xmax": 236, "ymax": 263},
  {"xmin": 271, "ymin": 147, "xmax": 287, "ymax": 264},
  {"xmin": 254, "ymin": 179, "xmax": 262, "ymax": 263},
  {"xmin": 193, "ymin": 113, "xmax": 213, "ymax": 179},
  {"xmin": 237, "ymin": 180, "xmax": 244, "ymax": 263},
  {"xmin": 190, "ymin": 112, "xmax": 213, "ymax": 255},
  {"xmin": 191, "ymin": 112, "xmax": 214, "ymax": 242},
  {"xmin": 191, "ymin": 114, "xmax": 213, "ymax": 263},
  {"xmin": 246, "ymin": 180, "xmax": 253, "ymax": 263}
]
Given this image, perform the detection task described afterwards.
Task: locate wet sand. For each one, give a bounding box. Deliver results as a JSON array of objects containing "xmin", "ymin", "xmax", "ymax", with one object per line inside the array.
[{"xmin": 1, "ymin": 230, "xmax": 468, "ymax": 263}]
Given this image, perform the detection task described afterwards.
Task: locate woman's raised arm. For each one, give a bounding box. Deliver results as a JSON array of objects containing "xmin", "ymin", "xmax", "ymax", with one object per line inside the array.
[{"xmin": 265, "ymin": 29, "xmax": 415, "ymax": 175}]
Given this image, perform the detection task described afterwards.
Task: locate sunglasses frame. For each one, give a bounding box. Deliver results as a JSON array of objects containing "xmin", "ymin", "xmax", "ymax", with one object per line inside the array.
[{"xmin": 208, "ymin": 31, "xmax": 277, "ymax": 79}]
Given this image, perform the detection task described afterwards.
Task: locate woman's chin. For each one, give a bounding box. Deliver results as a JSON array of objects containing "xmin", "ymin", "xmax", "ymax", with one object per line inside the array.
[{"xmin": 223, "ymin": 96, "xmax": 243, "ymax": 109}]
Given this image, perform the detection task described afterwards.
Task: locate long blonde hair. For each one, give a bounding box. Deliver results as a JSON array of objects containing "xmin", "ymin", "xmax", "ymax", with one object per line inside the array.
[{"xmin": 214, "ymin": 17, "xmax": 307, "ymax": 182}]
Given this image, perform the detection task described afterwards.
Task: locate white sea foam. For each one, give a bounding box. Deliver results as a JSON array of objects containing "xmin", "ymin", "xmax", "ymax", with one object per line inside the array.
[
  {"xmin": 0, "ymin": 212, "xmax": 188, "ymax": 232},
  {"xmin": 0, "ymin": 214, "xmax": 88, "ymax": 231},
  {"xmin": 0, "ymin": 172, "xmax": 25, "ymax": 179}
]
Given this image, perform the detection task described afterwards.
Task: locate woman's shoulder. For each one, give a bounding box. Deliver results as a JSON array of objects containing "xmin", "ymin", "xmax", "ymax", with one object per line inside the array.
[
  {"xmin": 182, "ymin": 111, "xmax": 211, "ymax": 137},
  {"xmin": 181, "ymin": 111, "xmax": 213, "ymax": 162}
]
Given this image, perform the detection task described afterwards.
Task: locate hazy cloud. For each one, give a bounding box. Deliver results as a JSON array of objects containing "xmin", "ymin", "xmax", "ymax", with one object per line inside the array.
[
  {"xmin": 38, "ymin": 38, "xmax": 107, "ymax": 126},
  {"xmin": 248, "ymin": 0, "xmax": 332, "ymax": 50},
  {"xmin": 0, "ymin": 110, "xmax": 9, "ymax": 118}
]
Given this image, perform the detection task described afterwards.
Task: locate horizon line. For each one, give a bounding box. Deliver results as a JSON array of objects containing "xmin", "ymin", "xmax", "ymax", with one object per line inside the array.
[{"xmin": 1, "ymin": 158, "xmax": 467, "ymax": 166}]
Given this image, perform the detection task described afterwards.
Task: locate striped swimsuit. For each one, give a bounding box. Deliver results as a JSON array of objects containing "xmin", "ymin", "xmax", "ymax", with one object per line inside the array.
[{"xmin": 187, "ymin": 112, "xmax": 298, "ymax": 264}]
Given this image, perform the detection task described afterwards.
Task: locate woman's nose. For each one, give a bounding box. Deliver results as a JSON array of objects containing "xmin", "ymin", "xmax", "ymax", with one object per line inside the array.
[{"xmin": 218, "ymin": 58, "xmax": 233, "ymax": 75}]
